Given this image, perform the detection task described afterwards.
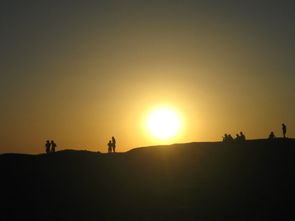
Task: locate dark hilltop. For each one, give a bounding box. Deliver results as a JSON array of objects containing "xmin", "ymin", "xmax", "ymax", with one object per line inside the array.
[{"xmin": 1, "ymin": 139, "xmax": 295, "ymax": 220}]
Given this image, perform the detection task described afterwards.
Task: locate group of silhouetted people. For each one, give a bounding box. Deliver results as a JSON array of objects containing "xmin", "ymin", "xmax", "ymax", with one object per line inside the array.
[
  {"xmin": 222, "ymin": 123, "xmax": 288, "ymax": 142},
  {"xmin": 223, "ymin": 132, "xmax": 246, "ymax": 142},
  {"xmin": 45, "ymin": 140, "xmax": 57, "ymax": 153},
  {"xmin": 268, "ymin": 123, "xmax": 287, "ymax": 140},
  {"xmin": 42, "ymin": 123, "xmax": 288, "ymax": 154},
  {"xmin": 107, "ymin": 136, "xmax": 116, "ymax": 153}
]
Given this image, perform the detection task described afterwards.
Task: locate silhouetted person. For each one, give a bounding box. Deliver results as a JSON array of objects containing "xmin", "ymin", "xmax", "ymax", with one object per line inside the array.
[
  {"xmin": 228, "ymin": 134, "xmax": 233, "ymax": 141},
  {"xmin": 222, "ymin": 134, "xmax": 228, "ymax": 142},
  {"xmin": 235, "ymin": 134, "xmax": 240, "ymax": 141},
  {"xmin": 111, "ymin": 136, "xmax": 116, "ymax": 152},
  {"xmin": 51, "ymin": 140, "xmax": 57, "ymax": 152},
  {"xmin": 240, "ymin": 132, "xmax": 246, "ymax": 141},
  {"xmin": 268, "ymin": 131, "xmax": 275, "ymax": 140},
  {"xmin": 223, "ymin": 133, "xmax": 234, "ymax": 142},
  {"xmin": 282, "ymin": 123, "xmax": 287, "ymax": 138},
  {"xmin": 108, "ymin": 140, "xmax": 112, "ymax": 153},
  {"xmin": 45, "ymin": 140, "xmax": 51, "ymax": 154}
]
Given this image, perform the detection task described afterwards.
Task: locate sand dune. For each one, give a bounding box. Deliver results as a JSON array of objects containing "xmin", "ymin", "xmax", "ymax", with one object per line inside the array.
[{"xmin": 1, "ymin": 138, "xmax": 295, "ymax": 220}]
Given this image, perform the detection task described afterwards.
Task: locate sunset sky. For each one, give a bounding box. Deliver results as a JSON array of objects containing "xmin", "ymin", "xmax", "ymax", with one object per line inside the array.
[{"xmin": 1, "ymin": 1, "xmax": 294, "ymax": 154}]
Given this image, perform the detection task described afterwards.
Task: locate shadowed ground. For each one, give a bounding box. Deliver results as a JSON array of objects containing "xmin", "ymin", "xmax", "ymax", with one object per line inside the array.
[{"xmin": 1, "ymin": 139, "xmax": 295, "ymax": 220}]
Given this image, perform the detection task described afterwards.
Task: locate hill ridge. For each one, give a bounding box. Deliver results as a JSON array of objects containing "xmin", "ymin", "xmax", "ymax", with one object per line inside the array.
[{"xmin": 1, "ymin": 139, "xmax": 295, "ymax": 220}]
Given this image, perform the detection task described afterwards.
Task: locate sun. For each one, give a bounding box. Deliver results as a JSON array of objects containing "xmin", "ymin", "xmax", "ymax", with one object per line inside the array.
[{"xmin": 147, "ymin": 107, "xmax": 181, "ymax": 140}]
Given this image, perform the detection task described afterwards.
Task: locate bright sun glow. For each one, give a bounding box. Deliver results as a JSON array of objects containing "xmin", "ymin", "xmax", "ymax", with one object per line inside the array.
[{"xmin": 147, "ymin": 107, "xmax": 181, "ymax": 140}]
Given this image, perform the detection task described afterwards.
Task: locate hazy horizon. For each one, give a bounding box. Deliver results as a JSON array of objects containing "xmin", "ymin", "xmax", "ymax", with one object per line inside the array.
[{"xmin": 1, "ymin": 1, "xmax": 294, "ymax": 154}]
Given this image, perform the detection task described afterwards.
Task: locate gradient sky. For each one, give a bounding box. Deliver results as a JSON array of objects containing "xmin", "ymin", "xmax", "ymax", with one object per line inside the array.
[{"xmin": 1, "ymin": 0, "xmax": 294, "ymax": 154}]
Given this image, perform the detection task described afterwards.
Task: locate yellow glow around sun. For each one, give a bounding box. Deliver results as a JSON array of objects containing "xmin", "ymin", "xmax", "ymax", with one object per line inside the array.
[{"xmin": 147, "ymin": 107, "xmax": 181, "ymax": 140}]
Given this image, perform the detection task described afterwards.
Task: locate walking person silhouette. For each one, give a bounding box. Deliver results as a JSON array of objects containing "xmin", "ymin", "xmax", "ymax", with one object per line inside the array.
[
  {"xmin": 111, "ymin": 136, "xmax": 116, "ymax": 153},
  {"xmin": 45, "ymin": 140, "xmax": 51, "ymax": 154},
  {"xmin": 51, "ymin": 140, "xmax": 57, "ymax": 152},
  {"xmin": 282, "ymin": 123, "xmax": 287, "ymax": 138}
]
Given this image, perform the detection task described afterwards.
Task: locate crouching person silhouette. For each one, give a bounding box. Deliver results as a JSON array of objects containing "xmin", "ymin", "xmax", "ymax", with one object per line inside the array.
[{"xmin": 268, "ymin": 131, "xmax": 275, "ymax": 140}]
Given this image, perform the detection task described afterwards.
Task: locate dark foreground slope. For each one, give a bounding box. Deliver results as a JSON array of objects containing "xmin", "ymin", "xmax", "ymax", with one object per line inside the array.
[{"xmin": 1, "ymin": 139, "xmax": 295, "ymax": 221}]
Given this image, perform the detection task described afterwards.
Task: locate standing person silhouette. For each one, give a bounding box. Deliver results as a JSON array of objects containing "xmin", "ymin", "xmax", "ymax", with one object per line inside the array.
[
  {"xmin": 108, "ymin": 140, "xmax": 112, "ymax": 153},
  {"xmin": 111, "ymin": 136, "xmax": 116, "ymax": 153},
  {"xmin": 282, "ymin": 123, "xmax": 287, "ymax": 138},
  {"xmin": 51, "ymin": 140, "xmax": 57, "ymax": 152},
  {"xmin": 45, "ymin": 140, "xmax": 51, "ymax": 154}
]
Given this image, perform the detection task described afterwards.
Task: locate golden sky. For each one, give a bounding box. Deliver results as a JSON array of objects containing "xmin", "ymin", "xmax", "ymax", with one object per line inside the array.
[{"xmin": 1, "ymin": 1, "xmax": 294, "ymax": 153}]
